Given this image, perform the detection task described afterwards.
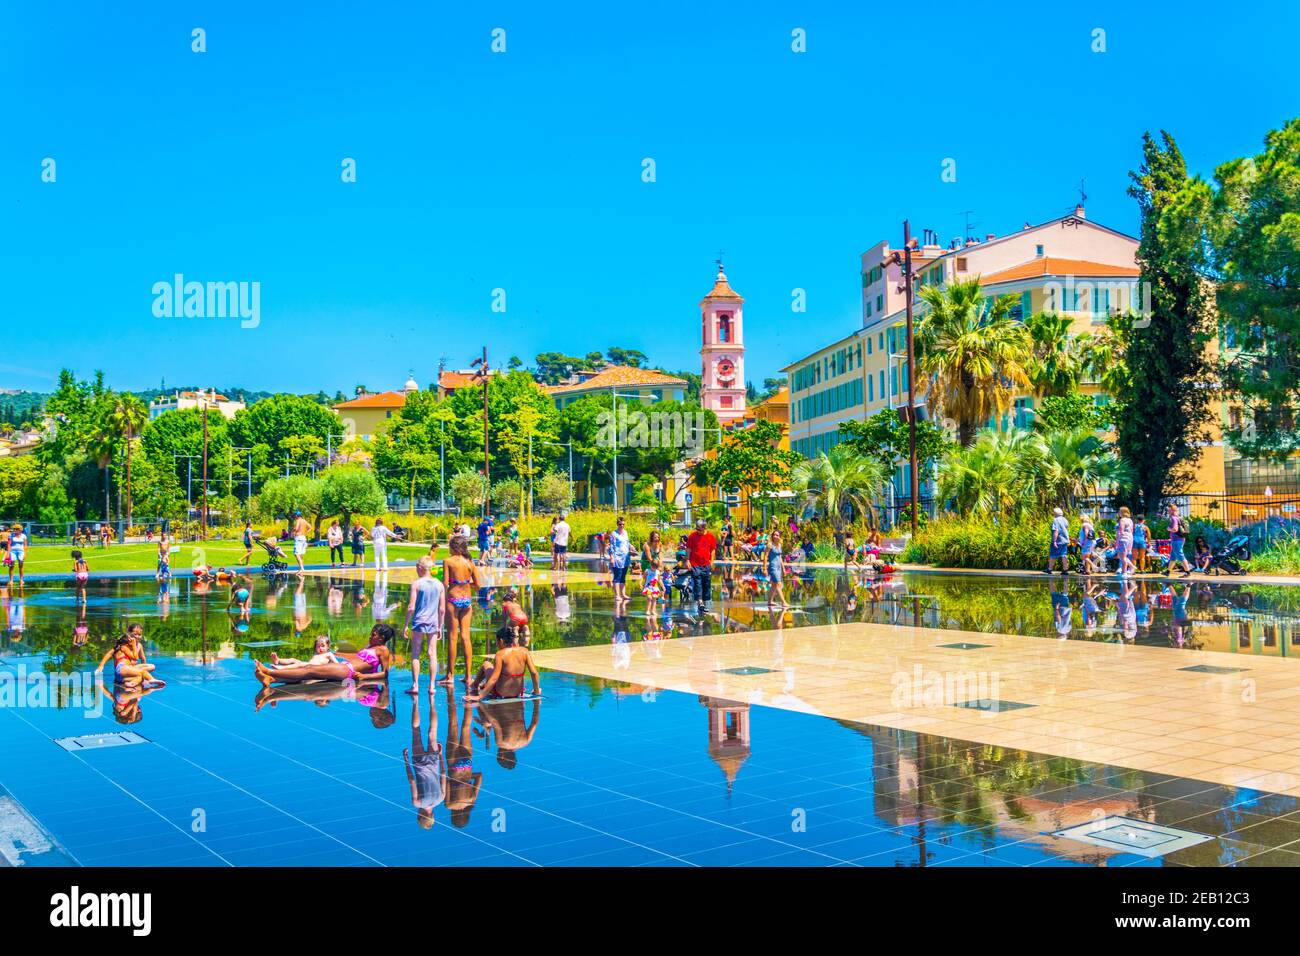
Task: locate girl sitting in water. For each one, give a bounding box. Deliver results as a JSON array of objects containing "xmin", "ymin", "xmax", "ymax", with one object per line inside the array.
[
  {"xmin": 254, "ymin": 623, "xmax": 393, "ymax": 687},
  {"xmin": 466, "ymin": 626, "xmax": 541, "ymax": 702},
  {"xmin": 97, "ymin": 624, "xmax": 165, "ymax": 687},
  {"xmin": 269, "ymin": 635, "xmax": 342, "ymax": 668}
]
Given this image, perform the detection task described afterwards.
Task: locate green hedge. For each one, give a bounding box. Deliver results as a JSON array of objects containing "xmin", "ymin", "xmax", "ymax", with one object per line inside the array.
[{"xmin": 903, "ymin": 515, "xmax": 1055, "ymax": 570}]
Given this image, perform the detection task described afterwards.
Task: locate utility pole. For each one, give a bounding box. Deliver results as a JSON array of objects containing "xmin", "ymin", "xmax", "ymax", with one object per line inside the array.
[
  {"xmin": 882, "ymin": 223, "xmax": 921, "ymax": 537},
  {"xmin": 471, "ymin": 348, "xmax": 491, "ymax": 518},
  {"xmin": 200, "ymin": 392, "xmax": 211, "ymax": 539},
  {"xmin": 903, "ymin": 220, "xmax": 920, "ymax": 536}
]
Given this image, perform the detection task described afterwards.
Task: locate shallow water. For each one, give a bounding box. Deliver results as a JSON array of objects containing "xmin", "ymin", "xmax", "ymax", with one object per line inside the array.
[{"xmin": 2, "ymin": 563, "xmax": 1299, "ymax": 867}]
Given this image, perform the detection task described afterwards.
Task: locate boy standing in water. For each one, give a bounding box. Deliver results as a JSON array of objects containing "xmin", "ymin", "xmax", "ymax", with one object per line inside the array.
[{"xmin": 403, "ymin": 556, "xmax": 446, "ymax": 695}]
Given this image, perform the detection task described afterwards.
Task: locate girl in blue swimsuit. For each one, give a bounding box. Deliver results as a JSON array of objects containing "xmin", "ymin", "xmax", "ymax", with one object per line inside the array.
[{"xmin": 441, "ymin": 535, "xmax": 482, "ymax": 686}]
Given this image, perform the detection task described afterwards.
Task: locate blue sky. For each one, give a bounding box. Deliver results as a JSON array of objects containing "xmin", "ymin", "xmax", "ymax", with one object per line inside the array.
[{"xmin": 3, "ymin": 1, "xmax": 1297, "ymax": 395}]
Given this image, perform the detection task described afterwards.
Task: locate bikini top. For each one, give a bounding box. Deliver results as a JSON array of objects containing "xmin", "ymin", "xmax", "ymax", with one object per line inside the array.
[{"xmin": 355, "ymin": 647, "xmax": 382, "ymax": 670}]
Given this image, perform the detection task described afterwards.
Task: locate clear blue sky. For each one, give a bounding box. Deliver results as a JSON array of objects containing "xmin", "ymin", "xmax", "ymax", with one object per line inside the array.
[{"xmin": 3, "ymin": 1, "xmax": 1297, "ymax": 395}]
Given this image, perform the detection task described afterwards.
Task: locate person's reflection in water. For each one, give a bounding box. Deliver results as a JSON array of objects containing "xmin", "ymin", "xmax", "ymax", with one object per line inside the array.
[
  {"xmin": 404, "ymin": 690, "xmax": 445, "ymax": 829},
  {"xmin": 1116, "ymin": 579, "xmax": 1138, "ymax": 643},
  {"xmin": 292, "ymin": 577, "xmax": 312, "ymax": 637},
  {"xmin": 1050, "ymin": 578, "xmax": 1072, "ymax": 639},
  {"xmin": 327, "ymin": 579, "xmax": 344, "ymax": 617},
  {"xmin": 100, "ymin": 679, "xmax": 163, "ymax": 725},
  {"xmin": 444, "ymin": 694, "xmax": 482, "ymax": 829},
  {"xmin": 1170, "ymin": 584, "xmax": 1196, "ymax": 648},
  {"xmin": 478, "ymin": 696, "xmax": 540, "ymax": 771},
  {"xmin": 612, "ymin": 614, "xmax": 631, "ymax": 671}
]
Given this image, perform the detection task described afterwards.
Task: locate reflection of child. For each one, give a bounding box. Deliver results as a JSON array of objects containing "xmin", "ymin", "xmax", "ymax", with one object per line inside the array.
[
  {"xmin": 501, "ymin": 588, "xmax": 531, "ymax": 645},
  {"xmin": 271, "ymin": 635, "xmax": 341, "ymax": 668}
]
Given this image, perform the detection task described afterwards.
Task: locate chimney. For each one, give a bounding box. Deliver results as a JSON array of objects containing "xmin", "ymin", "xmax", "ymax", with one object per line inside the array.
[
  {"xmin": 1074, "ymin": 203, "xmax": 1086, "ymax": 220},
  {"xmin": 985, "ymin": 232, "xmax": 995, "ymax": 241}
]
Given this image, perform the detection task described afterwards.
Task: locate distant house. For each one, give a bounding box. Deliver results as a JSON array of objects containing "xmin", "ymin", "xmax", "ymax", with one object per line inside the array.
[
  {"xmin": 544, "ymin": 365, "xmax": 687, "ymax": 409},
  {"xmin": 333, "ymin": 376, "xmax": 421, "ymax": 442},
  {"xmin": 149, "ymin": 388, "xmax": 245, "ymax": 421}
]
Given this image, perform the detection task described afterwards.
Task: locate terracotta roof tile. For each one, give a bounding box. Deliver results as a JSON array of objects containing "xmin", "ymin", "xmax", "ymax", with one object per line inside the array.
[
  {"xmin": 334, "ymin": 390, "xmax": 408, "ymax": 410},
  {"xmin": 545, "ymin": 366, "xmax": 687, "ymax": 395},
  {"xmin": 979, "ymin": 257, "xmax": 1140, "ymax": 285}
]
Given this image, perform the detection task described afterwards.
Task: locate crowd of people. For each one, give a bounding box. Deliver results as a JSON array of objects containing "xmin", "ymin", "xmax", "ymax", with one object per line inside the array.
[{"xmin": 1047, "ymin": 502, "xmax": 1220, "ymax": 578}]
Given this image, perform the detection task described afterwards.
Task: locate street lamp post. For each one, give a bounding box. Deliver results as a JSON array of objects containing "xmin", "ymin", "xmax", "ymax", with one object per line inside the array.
[
  {"xmin": 882, "ymin": 221, "xmax": 921, "ymax": 536},
  {"xmin": 471, "ymin": 348, "xmax": 491, "ymax": 519}
]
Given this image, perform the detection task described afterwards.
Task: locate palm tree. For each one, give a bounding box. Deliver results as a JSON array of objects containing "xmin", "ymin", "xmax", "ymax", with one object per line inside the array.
[
  {"xmin": 915, "ymin": 278, "xmax": 1032, "ymax": 446},
  {"xmin": 936, "ymin": 428, "xmax": 1033, "ymax": 517},
  {"xmin": 790, "ymin": 446, "xmax": 889, "ymax": 533},
  {"xmin": 1013, "ymin": 427, "xmax": 1131, "ymax": 511},
  {"xmin": 1024, "ymin": 312, "xmax": 1095, "ymax": 398},
  {"xmin": 108, "ymin": 394, "xmax": 148, "ymax": 526}
]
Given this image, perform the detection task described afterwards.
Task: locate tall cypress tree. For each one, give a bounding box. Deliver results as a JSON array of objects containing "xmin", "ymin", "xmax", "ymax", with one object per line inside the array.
[{"xmin": 1114, "ymin": 131, "xmax": 1216, "ymax": 513}]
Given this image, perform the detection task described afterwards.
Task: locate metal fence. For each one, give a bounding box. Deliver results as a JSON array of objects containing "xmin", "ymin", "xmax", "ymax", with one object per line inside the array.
[{"xmin": 0, "ymin": 518, "xmax": 172, "ymax": 544}]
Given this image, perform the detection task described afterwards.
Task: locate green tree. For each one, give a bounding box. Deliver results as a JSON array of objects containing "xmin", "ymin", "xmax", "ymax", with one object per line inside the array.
[
  {"xmin": 107, "ymin": 393, "xmax": 148, "ymax": 525},
  {"xmin": 1024, "ymin": 312, "xmax": 1095, "ymax": 398},
  {"xmin": 0, "ymin": 456, "xmax": 43, "ymax": 517},
  {"xmin": 606, "ymin": 347, "xmax": 647, "ymax": 368},
  {"xmin": 915, "ymin": 278, "xmax": 1032, "ymax": 446},
  {"xmin": 1199, "ymin": 118, "xmax": 1300, "ymax": 457},
  {"xmin": 320, "ymin": 466, "xmax": 387, "ymax": 533},
  {"xmin": 448, "ymin": 469, "xmax": 489, "ymax": 513},
  {"xmin": 535, "ymin": 470, "xmax": 574, "ymax": 513},
  {"xmin": 1014, "ymin": 427, "xmax": 1131, "ymax": 512},
  {"xmin": 790, "ymin": 445, "xmax": 890, "ymax": 531},
  {"xmin": 691, "ymin": 419, "xmax": 800, "ymax": 505},
  {"xmin": 1034, "ymin": 393, "xmax": 1112, "ymax": 433},
  {"xmin": 839, "ymin": 409, "xmax": 951, "ymax": 474},
  {"xmin": 257, "ymin": 474, "xmax": 325, "ymax": 537},
  {"xmin": 230, "ymin": 394, "xmax": 343, "ymax": 477},
  {"xmin": 1113, "ymin": 130, "xmax": 1217, "ymax": 512},
  {"xmin": 936, "ymin": 428, "xmax": 1030, "ymax": 517},
  {"xmin": 491, "ymin": 477, "xmax": 524, "ymax": 514}
]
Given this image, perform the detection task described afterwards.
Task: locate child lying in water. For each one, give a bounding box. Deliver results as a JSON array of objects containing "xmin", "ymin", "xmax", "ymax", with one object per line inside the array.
[{"xmin": 270, "ymin": 635, "xmax": 341, "ymax": 668}]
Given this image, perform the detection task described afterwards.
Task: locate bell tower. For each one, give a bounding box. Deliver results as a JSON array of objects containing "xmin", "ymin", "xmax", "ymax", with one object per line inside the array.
[{"xmin": 700, "ymin": 260, "xmax": 746, "ymax": 424}]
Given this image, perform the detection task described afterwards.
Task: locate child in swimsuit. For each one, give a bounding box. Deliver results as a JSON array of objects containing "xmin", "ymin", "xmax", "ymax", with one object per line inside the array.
[
  {"xmin": 270, "ymin": 635, "xmax": 342, "ymax": 668},
  {"xmin": 466, "ymin": 626, "xmax": 540, "ymax": 701},
  {"xmin": 72, "ymin": 550, "xmax": 89, "ymax": 584},
  {"xmin": 500, "ymin": 588, "xmax": 531, "ymax": 645}
]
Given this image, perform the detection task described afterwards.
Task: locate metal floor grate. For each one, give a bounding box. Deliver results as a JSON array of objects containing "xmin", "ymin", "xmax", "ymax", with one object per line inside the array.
[
  {"xmin": 953, "ymin": 698, "xmax": 1034, "ymax": 713},
  {"xmin": 54, "ymin": 731, "xmax": 151, "ymax": 752},
  {"xmin": 716, "ymin": 666, "xmax": 777, "ymax": 676},
  {"xmin": 937, "ymin": 642, "xmax": 992, "ymax": 650},
  {"xmin": 1180, "ymin": 664, "xmax": 1249, "ymax": 675},
  {"xmin": 1053, "ymin": 816, "xmax": 1211, "ymax": 858}
]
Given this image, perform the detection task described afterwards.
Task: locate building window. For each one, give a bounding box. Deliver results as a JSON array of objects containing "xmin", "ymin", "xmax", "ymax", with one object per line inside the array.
[
  {"xmin": 719, "ymin": 314, "xmax": 731, "ymax": 343},
  {"xmin": 956, "ymin": 257, "xmax": 967, "ymax": 271},
  {"xmin": 1035, "ymin": 244, "xmax": 1045, "ymax": 257}
]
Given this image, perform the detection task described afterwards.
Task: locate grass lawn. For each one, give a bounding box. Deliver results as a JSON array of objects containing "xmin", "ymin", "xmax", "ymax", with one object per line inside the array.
[{"xmin": 16, "ymin": 540, "xmax": 439, "ymax": 575}]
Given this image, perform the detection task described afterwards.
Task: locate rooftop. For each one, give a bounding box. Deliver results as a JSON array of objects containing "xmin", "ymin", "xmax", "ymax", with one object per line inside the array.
[{"xmin": 546, "ymin": 365, "xmax": 687, "ymax": 395}]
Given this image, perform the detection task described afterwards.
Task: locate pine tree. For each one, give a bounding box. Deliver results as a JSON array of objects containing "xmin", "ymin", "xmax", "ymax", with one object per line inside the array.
[{"xmin": 1114, "ymin": 131, "xmax": 1216, "ymax": 512}]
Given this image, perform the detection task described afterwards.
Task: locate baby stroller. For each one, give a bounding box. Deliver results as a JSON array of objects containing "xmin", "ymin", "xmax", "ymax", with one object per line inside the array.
[
  {"xmin": 1208, "ymin": 535, "xmax": 1251, "ymax": 575},
  {"xmin": 259, "ymin": 537, "xmax": 289, "ymax": 576}
]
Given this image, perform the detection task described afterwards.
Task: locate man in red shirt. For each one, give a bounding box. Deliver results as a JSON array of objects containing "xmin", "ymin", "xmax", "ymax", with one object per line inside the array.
[{"xmin": 686, "ymin": 518, "xmax": 717, "ymax": 610}]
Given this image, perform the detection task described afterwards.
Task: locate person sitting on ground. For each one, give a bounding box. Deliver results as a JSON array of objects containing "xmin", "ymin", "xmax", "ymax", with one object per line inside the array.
[
  {"xmin": 270, "ymin": 634, "xmax": 342, "ymax": 668},
  {"xmin": 1194, "ymin": 536, "xmax": 1214, "ymax": 574},
  {"xmin": 255, "ymin": 623, "xmax": 393, "ymax": 686},
  {"xmin": 500, "ymin": 587, "xmax": 531, "ymax": 645},
  {"xmin": 466, "ymin": 625, "xmax": 541, "ymax": 702},
  {"xmin": 97, "ymin": 624, "xmax": 165, "ymax": 687}
]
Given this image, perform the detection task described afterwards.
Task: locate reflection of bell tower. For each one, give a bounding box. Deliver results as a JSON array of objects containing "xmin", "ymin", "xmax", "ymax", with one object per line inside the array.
[
  {"xmin": 700, "ymin": 261, "xmax": 747, "ymax": 424},
  {"xmin": 699, "ymin": 696, "xmax": 751, "ymax": 793}
]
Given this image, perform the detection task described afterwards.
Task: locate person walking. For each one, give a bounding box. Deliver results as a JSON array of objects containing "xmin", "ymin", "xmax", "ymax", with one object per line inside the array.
[
  {"xmin": 291, "ymin": 510, "xmax": 311, "ymax": 575},
  {"xmin": 767, "ymin": 529, "xmax": 790, "ymax": 609},
  {"xmin": 1046, "ymin": 507, "xmax": 1070, "ymax": 575},
  {"xmin": 552, "ymin": 512, "xmax": 571, "ymax": 571},
  {"xmin": 1115, "ymin": 506, "xmax": 1135, "ymax": 576},
  {"xmin": 241, "ymin": 520, "xmax": 257, "ymax": 566},
  {"xmin": 1165, "ymin": 504, "xmax": 1192, "ymax": 577},
  {"xmin": 685, "ymin": 518, "xmax": 717, "ymax": 612},
  {"xmin": 608, "ymin": 515, "xmax": 631, "ymax": 604},
  {"xmin": 6, "ymin": 524, "xmax": 27, "ymax": 587},
  {"xmin": 372, "ymin": 517, "xmax": 400, "ymax": 570},
  {"xmin": 403, "ymin": 556, "xmax": 446, "ymax": 695},
  {"xmin": 1078, "ymin": 514, "xmax": 1098, "ymax": 574}
]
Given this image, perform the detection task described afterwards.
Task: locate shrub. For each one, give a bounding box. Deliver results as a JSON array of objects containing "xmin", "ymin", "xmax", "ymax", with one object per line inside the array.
[{"xmin": 903, "ymin": 514, "xmax": 1054, "ymax": 570}]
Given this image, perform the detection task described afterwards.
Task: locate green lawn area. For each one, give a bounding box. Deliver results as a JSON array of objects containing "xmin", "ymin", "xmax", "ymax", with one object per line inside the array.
[{"xmin": 17, "ymin": 540, "xmax": 438, "ymax": 575}]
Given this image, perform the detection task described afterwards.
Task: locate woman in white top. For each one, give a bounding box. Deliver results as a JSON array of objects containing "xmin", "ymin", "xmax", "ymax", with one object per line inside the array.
[
  {"xmin": 372, "ymin": 518, "xmax": 401, "ymax": 570},
  {"xmin": 1114, "ymin": 506, "xmax": 1136, "ymax": 577}
]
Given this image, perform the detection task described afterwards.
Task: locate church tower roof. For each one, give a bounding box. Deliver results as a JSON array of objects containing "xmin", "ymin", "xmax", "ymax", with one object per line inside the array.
[{"xmin": 701, "ymin": 261, "xmax": 744, "ymax": 304}]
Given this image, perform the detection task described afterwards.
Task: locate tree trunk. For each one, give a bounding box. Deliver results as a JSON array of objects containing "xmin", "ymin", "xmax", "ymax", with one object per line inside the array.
[
  {"xmin": 125, "ymin": 442, "xmax": 134, "ymax": 527},
  {"xmin": 103, "ymin": 466, "xmax": 111, "ymax": 521}
]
